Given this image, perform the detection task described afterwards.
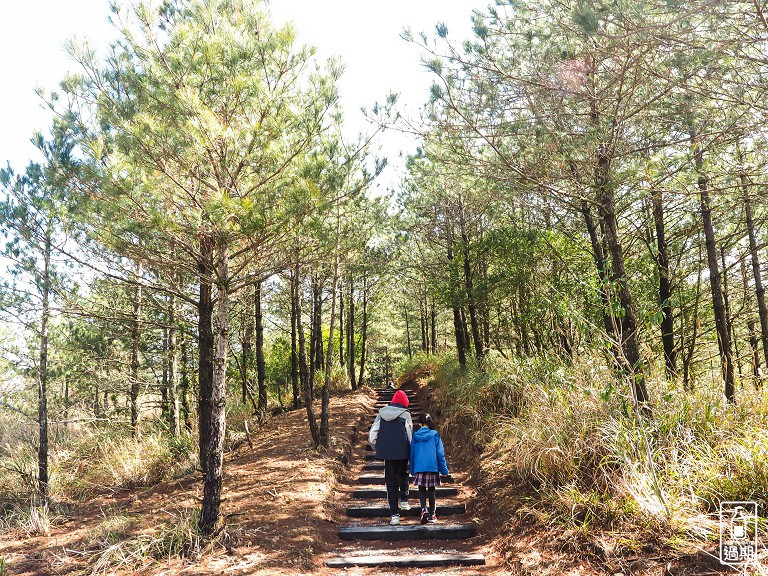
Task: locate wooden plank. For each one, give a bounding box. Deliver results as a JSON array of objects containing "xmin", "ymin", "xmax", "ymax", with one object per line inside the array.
[
  {"xmin": 345, "ymin": 504, "xmax": 466, "ymax": 517},
  {"xmin": 358, "ymin": 474, "xmax": 453, "ymax": 484},
  {"xmin": 338, "ymin": 524, "xmax": 477, "ymax": 541},
  {"xmin": 325, "ymin": 552, "xmax": 485, "ymax": 568},
  {"xmin": 352, "ymin": 487, "xmax": 458, "ymax": 499}
]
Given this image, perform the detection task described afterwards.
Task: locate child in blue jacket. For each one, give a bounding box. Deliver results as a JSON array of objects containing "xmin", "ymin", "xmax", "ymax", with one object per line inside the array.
[{"xmin": 410, "ymin": 413, "xmax": 449, "ymax": 524}]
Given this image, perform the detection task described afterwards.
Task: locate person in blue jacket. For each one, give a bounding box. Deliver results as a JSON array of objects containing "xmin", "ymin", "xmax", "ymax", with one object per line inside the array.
[{"xmin": 410, "ymin": 413, "xmax": 449, "ymax": 524}]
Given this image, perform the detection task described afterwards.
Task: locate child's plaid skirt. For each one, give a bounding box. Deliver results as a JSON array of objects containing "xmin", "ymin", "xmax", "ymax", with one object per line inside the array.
[{"xmin": 412, "ymin": 471, "xmax": 441, "ymax": 487}]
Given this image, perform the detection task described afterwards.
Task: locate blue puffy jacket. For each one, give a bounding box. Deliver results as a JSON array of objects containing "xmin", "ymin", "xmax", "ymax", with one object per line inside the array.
[{"xmin": 410, "ymin": 427, "xmax": 449, "ymax": 475}]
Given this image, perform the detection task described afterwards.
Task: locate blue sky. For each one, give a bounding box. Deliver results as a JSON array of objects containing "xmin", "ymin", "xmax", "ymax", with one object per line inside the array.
[{"xmin": 0, "ymin": 0, "xmax": 485, "ymax": 191}]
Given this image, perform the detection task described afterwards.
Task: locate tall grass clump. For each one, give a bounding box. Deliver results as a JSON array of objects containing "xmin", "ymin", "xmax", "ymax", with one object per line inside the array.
[
  {"xmin": 87, "ymin": 508, "xmax": 202, "ymax": 575},
  {"xmin": 414, "ymin": 351, "xmax": 768, "ymax": 550},
  {"xmin": 53, "ymin": 428, "xmax": 197, "ymax": 498}
]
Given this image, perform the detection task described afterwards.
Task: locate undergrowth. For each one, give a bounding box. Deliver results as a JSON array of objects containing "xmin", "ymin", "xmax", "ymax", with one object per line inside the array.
[
  {"xmin": 403, "ymin": 352, "xmax": 768, "ymax": 552},
  {"xmin": 86, "ymin": 508, "xmax": 204, "ymax": 575},
  {"xmin": 0, "ymin": 424, "xmax": 198, "ymax": 512}
]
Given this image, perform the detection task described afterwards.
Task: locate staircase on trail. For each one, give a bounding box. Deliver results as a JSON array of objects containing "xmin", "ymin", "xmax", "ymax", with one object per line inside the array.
[{"xmin": 324, "ymin": 385, "xmax": 486, "ymax": 570}]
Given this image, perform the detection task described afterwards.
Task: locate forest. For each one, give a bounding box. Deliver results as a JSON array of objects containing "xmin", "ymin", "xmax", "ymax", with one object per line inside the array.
[{"xmin": 2, "ymin": 0, "xmax": 768, "ymax": 574}]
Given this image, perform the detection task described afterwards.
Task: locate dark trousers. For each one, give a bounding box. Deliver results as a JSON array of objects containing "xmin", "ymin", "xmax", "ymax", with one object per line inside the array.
[
  {"xmin": 384, "ymin": 458, "xmax": 409, "ymax": 515},
  {"xmin": 419, "ymin": 486, "xmax": 436, "ymax": 514}
]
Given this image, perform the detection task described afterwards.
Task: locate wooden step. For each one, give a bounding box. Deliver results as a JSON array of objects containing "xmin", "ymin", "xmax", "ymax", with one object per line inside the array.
[
  {"xmin": 374, "ymin": 402, "xmax": 422, "ymax": 408},
  {"xmin": 352, "ymin": 487, "xmax": 458, "ymax": 499},
  {"xmin": 325, "ymin": 552, "xmax": 485, "ymax": 568},
  {"xmin": 364, "ymin": 454, "xmax": 381, "ymax": 461},
  {"xmin": 346, "ymin": 503, "xmax": 466, "ymax": 517},
  {"xmin": 358, "ymin": 474, "xmax": 453, "ymax": 484},
  {"xmin": 339, "ymin": 524, "xmax": 477, "ymax": 541}
]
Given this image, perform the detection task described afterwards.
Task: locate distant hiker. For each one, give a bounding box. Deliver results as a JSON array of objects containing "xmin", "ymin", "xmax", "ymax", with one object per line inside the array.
[
  {"xmin": 387, "ymin": 380, "xmax": 396, "ymax": 390},
  {"xmin": 368, "ymin": 389, "xmax": 413, "ymax": 525},
  {"xmin": 410, "ymin": 413, "xmax": 449, "ymax": 524}
]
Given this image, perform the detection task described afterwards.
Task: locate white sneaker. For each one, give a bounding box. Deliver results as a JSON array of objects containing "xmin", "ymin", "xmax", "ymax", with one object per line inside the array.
[
  {"xmin": 399, "ymin": 500, "xmax": 410, "ymax": 511},
  {"xmin": 390, "ymin": 514, "xmax": 400, "ymax": 525}
]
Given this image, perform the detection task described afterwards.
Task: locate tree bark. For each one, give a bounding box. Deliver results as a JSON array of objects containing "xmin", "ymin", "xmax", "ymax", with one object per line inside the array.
[
  {"xmin": 460, "ymin": 307, "xmax": 471, "ymax": 357},
  {"xmin": 198, "ymin": 233, "xmax": 215, "ymax": 472},
  {"xmin": 420, "ymin": 298, "xmax": 428, "ymax": 352},
  {"xmin": 721, "ymin": 247, "xmax": 742, "ymax": 382},
  {"xmin": 595, "ymin": 143, "xmax": 649, "ymax": 405},
  {"xmin": 691, "ymin": 128, "xmax": 735, "ymax": 402},
  {"xmin": 358, "ymin": 272, "xmax": 368, "ymax": 387},
  {"xmin": 405, "ymin": 304, "xmax": 413, "ymax": 358},
  {"xmin": 741, "ymin": 257, "xmax": 762, "ymax": 388},
  {"xmin": 310, "ymin": 274, "xmax": 324, "ymax": 370},
  {"xmin": 290, "ymin": 271, "xmax": 300, "ymax": 408},
  {"xmin": 347, "ymin": 278, "xmax": 357, "ymax": 390},
  {"xmin": 581, "ymin": 200, "xmax": 617, "ymax": 347},
  {"xmin": 161, "ymin": 330, "xmax": 169, "ymax": 422},
  {"xmin": 320, "ymin": 210, "xmax": 341, "ymax": 447},
  {"xmin": 129, "ymin": 264, "xmax": 142, "ymax": 438},
  {"xmin": 296, "ymin": 262, "xmax": 320, "ymax": 445},
  {"xmin": 168, "ymin": 293, "xmax": 179, "ymax": 437},
  {"xmin": 742, "ymin": 170, "xmax": 768, "ymax": 378},
  {"xmin": 338, "ymin": 279, "xmax": 344, "ymax": 367},
  {"xmin": 200, "ymin": 242, "xmax": 229, "ymax": 536},
  {"xmin": 241, "ymin": 290, "xmax": 254, "ymax": 406},
  {"xmin": 255, "ymin": 280, "xmax": 267, "ymax": 416},
  {"xmin": 681, "ymin": 253, "xmax": 703, "ymax": 391},
  {"xmin": 430, "ymin": 301, "xmax": 437, "ymax": 355},
  {"xmin": 651, "ymin": 188, "xmax": 677, "ymax": 378},
  {"xmin": 180, "ymin": 330, "xmax": 191, "ymax": 431},
  {"xmin": 37, "ymin": 232, "xmax": 51, "ymax": 503},
  {"xmin": 460, "ymin": 217, "xmax": 484, "ymax": 361}
]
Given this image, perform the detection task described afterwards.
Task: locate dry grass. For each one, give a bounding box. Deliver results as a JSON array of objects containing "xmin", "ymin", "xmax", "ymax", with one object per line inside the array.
[{"xmin": 412, "ymin": 351, "xmax": 768, "ymax": 558}]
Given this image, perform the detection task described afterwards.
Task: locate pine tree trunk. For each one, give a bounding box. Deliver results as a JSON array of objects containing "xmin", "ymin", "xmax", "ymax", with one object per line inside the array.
[
  {"xmin": 460, "ymin": 307, "xmax": 471, "ymax": 357},
  {"xmin": 242, "ymin": 289, "xmax": 254, "ymax": 406},
  {"xmin": 161, "ymin": 327, "xmax": 169, "ymax": 422},
  {"xmin": 595, "ymin": 144, "xmax": 649, "ymax": 405},
  {"xmin": 168, "ymin": 294, "xmax": 179, "ymax": 437},
  {"xmin": 681, "ymin": 256, "xmax": 703, "ymax": 391},
  {"xmin": 742, "ymin": 171, "xmax": 768, "ymax": 377},
  {"xmin": 320, "ymin": 212, "xmax": 341, "ymax": 447},
  {"xmin": 691, "ymin": 127, "xmax": 735, "ymax": 402},
  {"xmin": 338, "ymin": 280, "xmax": 345, "ymax": 367},
  {"xmin": 581, "ymin": 200, "xmax": 617, "ymax": 348},
  {"xmin": 290, "ymin": 271, "xmax": 300, "ymax": 408},
  {"xmin": 130, "ymin": 264, "xmax": 142, "ymax": 438},
  {"xmin": 200, "ymin": 243, "xmax": 229, "ymax": 536},
  {"xmin": 296, "ymin": 262, "xmax": 320, "ymax": 445},
  {"xmin": 741, "ymin": 257, "xmax": 762, "ymax": 388},
  {"xmin": 419, "ymin": 299, "xmax": 426, "ymax": 352},
  {"xmin": 358, "ymin": 273, "xmax": 368, "ymax": 387},
  {"xmin": 313, "ymin": 279, "xmax": 324, "ymax": 370},
  {"xmin": 180, "ymin": 331, "xmax": 191, "ymax": 431},
  {"xmin": 255, "ymin": 281, "xmax": 267, "ymax": 416},
  {"xmin": 405, "ymin": 304, "xmax": 413, "ymax": 358},
  {"xmin": 37, "ymin": 233, "xmax": 51, "ymax": 503},
  {"xmin": 721, "ymin": 247, "xmax": 742, "ymax": 382},
  {"xmin": 309, "ymin": 276, "xmax": 317, "ymax": 385},
  {"xmin": 430, "ymin": 302, "xmax": 437, "ymax": 355},
  {"xmin": 347, "ymin": 278, "xmax": 357, "ymax": 390},
  {"xmin": 197, "ymin": 233, "xmax": 215, "ymax": 472},
  {"xmin": 651, "ymin": 188, "xmax": 677, "ymax": 378},
  {"xmin": 460, "ymin": 219, "xmax": 484, "ymax": 361}
]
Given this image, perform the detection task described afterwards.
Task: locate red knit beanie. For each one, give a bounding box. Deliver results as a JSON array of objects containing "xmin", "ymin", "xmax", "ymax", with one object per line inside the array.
[{"xmin": 392, "ymin": 390, "xmax": 409, "ymax": 407}]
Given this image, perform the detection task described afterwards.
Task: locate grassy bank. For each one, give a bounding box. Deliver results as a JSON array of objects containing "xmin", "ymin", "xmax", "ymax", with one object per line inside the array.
[{"xmin": 401, "ymin": 352, "xmax": 768, "ymax": 556}]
